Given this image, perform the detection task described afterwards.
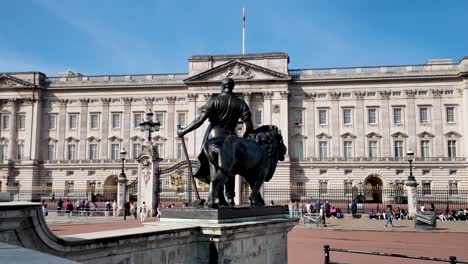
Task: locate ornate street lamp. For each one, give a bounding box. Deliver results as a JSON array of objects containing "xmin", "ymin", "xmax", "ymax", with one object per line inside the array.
[
  {"xmin": 119, "ymin": 148, "xmax": 127, "ymax": 180},
  {"xmin": 139, "ymin": 111, "xmax": 161, "ymax": 144},
  {"xmin": 407, "ymin": 149, "xmax": 415, "ymax": 182}
]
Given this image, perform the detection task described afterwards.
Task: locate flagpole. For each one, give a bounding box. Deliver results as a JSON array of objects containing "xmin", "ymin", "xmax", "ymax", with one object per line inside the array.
[{"xmin": 242, "ymin": 6, "xmax": 245, "ymax": 54}]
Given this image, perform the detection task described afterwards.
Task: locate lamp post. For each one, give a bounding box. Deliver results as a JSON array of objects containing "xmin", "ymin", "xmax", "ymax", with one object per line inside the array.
[
  {"xmin": 117, "ymin": 148, "xmax": 127, "ymax": 217},
  {"xmin": 139, "ymin": 111, "xmax": 161, "ymax": 144},
  {"xmin": 407, "ymin": 149, "xmax": 415, "ymax": 182}
]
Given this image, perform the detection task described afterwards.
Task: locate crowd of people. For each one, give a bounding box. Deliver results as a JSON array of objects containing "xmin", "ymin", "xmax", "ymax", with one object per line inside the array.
[
  {"xmin": 368, "ymin": 207, "xmax": 408, "ymax": 220},
  {"xmin": 288, "ymin": 200, "xmax": 343, "ymax": 220}
]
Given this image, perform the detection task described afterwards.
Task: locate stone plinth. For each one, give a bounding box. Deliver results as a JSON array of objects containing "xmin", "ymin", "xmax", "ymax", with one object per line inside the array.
[
  {"xmin": 415, "ymin": 211, "xmax": 437, "ymax": 230},
  {"xmin": 0, "ymin": 202, "xmax": 298, "ymax": 264},
  {"xmin": 157, "ymin": 206, "xmax": 297, "ymax": 263}
]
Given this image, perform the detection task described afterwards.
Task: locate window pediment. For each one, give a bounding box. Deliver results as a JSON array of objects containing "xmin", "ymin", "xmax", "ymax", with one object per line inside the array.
[
  {"xmin": 0, "ymin": 137, "xmax": 8, "ymax": 144},
  {"xmin": 152, "ymin": 135, "xmax": 167, "ymax": 142},
  {"xmin": 340, "ymin": 132, "xmax": 356, "ymax": 139},
  {"xmin": 130, "ymin": 135, "xmax": 145, "ymax": 142},
  {"xmin": 417, "ymin": 131, "xmax": 435, "ymax": 138},
  {"xmin": 365, "ymin": 132, "xmax": 382, "ymax": 138},
  {"xmin": 444, "ymin": 131, "xmax": 462, "ymax": 138},
  {"xmin": 109, "ymin": 136, "xmax": 123, "ymax": 142},
  {"xmin": 45, "ymin": 137, "xmax": 58, "ymax": 143},
  {"xmin": 87, "ymin": 136, "xmax": 101, "ymax": 142},
  {"xmin": 64, "ymin": 136, "xmax": 79, "ymax": 142},
  {"xmin": 391, "ymin": 132, "xmax": 408, "ymax": 138},
  {"xmin": 316, "ymin": 132, "xmax": 331, "ymax": 139}
]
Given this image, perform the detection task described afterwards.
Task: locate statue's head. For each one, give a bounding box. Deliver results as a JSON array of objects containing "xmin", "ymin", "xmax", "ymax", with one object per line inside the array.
[{"xmin": 221, "ymin": 78, "xmax": 235, "ymax": 93}]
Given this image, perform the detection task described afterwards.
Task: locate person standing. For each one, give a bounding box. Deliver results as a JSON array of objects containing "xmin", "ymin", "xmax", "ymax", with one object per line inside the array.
[
  {"xmin": 351, "ymin": 199, "xmax": 358, "ymax": 218},
  {"xmin": 57, "ymin": 198, "xmax": 63, "ymax": 216},
  {"xmin": 140, "ymin": 202, "xmax": 147, "ymax": 222},
  {"xmin": 385, "ymin": 205, "xmax": 395, "ymax": 228},
  {"xmin": 124, "ymin": 201, "xmax": 130, "ymax": 221},
  {"xmin": 112, "ymin": 200, "xmax": 117, "ymax": 217},
  {"xmin": 319, "ymin": 203, "xmax": 326, "ymax": 227},
  {"xmin": 288, "ymin": 201, "xmax": 293, "ymax": 218}
]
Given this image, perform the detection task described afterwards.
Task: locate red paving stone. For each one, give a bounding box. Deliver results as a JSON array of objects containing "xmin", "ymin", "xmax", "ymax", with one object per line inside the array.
[
  {"xmin": 50, "ymin": 221, "xmax": 468, "ymax": 263},
  {"xmin": 288, "ymin": 228, "xmax": 468, "ymax": 264}
]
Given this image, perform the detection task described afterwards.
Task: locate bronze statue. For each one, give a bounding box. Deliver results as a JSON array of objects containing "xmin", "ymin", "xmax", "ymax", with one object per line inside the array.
[{"xmin": 178, "ymin": 78, "xmax": 287, "ymax": 208}]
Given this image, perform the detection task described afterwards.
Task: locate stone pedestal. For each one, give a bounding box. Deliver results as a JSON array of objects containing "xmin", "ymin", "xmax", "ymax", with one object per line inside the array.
[
  {"xmin": 234, "ymin": 175, "xmax": 242, "ymax": 205},
  {"xmin": 117, "ymin": 174, "xmax": 127, "ymax": 216},
  {"xmin": 158, "ymin": 206, "xmax": 297, "ymax": 263},
  {"xmin": 415, "ymin": 211, "xmax": 437, "ymax": 230},
  {"xmin": 405, "ymin": 180, "xmax": 419, "ymax": 219},
  {"xmin": 137, "ymin": 144, "xmax": 162, "ymax": 217}
]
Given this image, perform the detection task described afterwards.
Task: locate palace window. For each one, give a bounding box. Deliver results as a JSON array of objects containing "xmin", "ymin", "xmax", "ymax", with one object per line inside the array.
[
  {"xmin": 420, "ymin": 140, "xmax": 430, "ymax": 158},
  {"xmin": 291, "ymin": 141, "xmax": 303, "ymax": 160},
  {"xmin": 318, "ymin": 109, "xmax": 327, "ymax": 125},
  {"xmin": 133, "ymin": 112, "xmax": 143, "ymax": 128},
  {"xmin": 111, "ymin": 113, "xmax": 121, "ymax": 129},
  {"xmin": 47, "ymin": 144, "xmax": 55, "ymax": 160},
  {"xmin": 448, "ymin": 140, "xmax": 457, "ymax": 158},
  {"xmin": 176, "ymin": 142, "xmax": 184, "ymax": 159},
  {"xmin": 67, "ymin": 144, "xmax": 76, "ymax": 160},
  {"xmin": 291, "ymin": 110, "xmax": 302, "ymax": 126},
  {"xmin": 319, "ymin": 181, "xmax": 328, "ymax": 194},
  {"xmin": 89, "ymin": 143, "xmax": 98, "ymax": 160},
  {"xmin": 367, "ymin": 108, "xmax": 377, "ymax": 124},
  {"xmin": 17, "ymin": 114, "xmax": 26, "ymax": 129},
  {"xmin": 68, "ymin": 114, "xmax": 78, "ymax": 129},
  {"xmin": 343, "ymin": 109, "xmax": 352, "ymax": 125},
  {"xmin": 419, "ymin": 107, "xmax": 429, "ymax": 123},
  {"xmin": 394, "ymin": 140, "xmax": 403, "ymax": 158},
  {"xmin": 155, "ymin": 112, "xmax": 165, "ymax": 128},
  {"xmin": 132, "ymin": 143, "xmax": 141, "ymax": 159},
  {"xmin": 155, "ymin": 143, "xmax": 164, "ymax": 158},
  {"xmin": 17, "ymin": 144, "xmax": 24, "ymax": 160},
  {"xmin": 177, "ymin": 112, "xmax": 186, "ymax": 127},
  {"xmin": 343, "ymin": 141, "xmax": 352, "ymax": 159},
  {"xmin": 0, "ymin": 145, "xmax": 7, "ymax": 160},
  {"xmin": 254, "ymin": 110, "xmax": 263, "ymax": 125},
  {"xmin": 446, "ymin": 107, "xmax": 455, "ymax": 123},
  {"xmin": 449, "ymin": 182, "xmax": 458, "ymax": 196},
  {"xmin": 319, "ymin": 141, "xmax": 328, "ymax": 159},
  {"xmin": 90, "ymin": 113, "xmax": 99, "ymax": 129},
  {"xmin": 422, "ymin": 182, "xmax": 431, "ymax": 196},
  {"xmin": 111, "ymin": 144, "xmax": 120, "ymax": 160},
  {"xmin": 1, "ymin": 114, "xmax": 9, "ymax": 130},
  {"xmin": 48, "ymin": 114, "xmax": 57, "ymax": 130},
  {"xmin": 368, "ymin": 141, "xmax": 377, "ymax": 158},
  {"xmin": 393, "ymin": 108, "xmax": 402, "ymax": 124}
]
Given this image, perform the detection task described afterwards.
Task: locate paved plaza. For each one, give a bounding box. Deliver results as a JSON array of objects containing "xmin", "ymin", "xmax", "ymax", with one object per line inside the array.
[{"xmin": 48, "ymin": 215, "xmax": 468, "ymax": 263}]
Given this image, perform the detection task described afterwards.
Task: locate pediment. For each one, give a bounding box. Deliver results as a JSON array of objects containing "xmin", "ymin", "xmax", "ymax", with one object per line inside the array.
[
  {"xmin": 152, "ymin": 135, "xmax": 167, "ymax": 142},
  {"xmin": 341, "ymin": 132, "xmax": 356, "ymax": 138},
  {"xmin": 109, "ymin": 136, "xmax": 123, "ymax": 142},
  {"xmin": 417, "ymin": 131, "xmax": 435, "ymax": 138},
  {"xmin": 64, "ymin": 136, "xmax": 79, "ymax": 142},
  {"xmin": 87, "ymin": 136, "xmax": 101, "ymax": 142},
  {"xmin": 365, "ymin": 132, "xmax": 382, "ymax": 138},
  {"xmin": 184, "ymin": 60, "xmax": 291, "ymax": 83},
  {"xmin": 0, "ymin": 74, "xmax": 34, "ymax": 88},
  {"xmin": 391, "ymin": 132, "xmax": 408, "ymax": 138},
  {"xmin": 45, "ymin": 137, "xmax": 58, "ymax": 142},
  {"xmin": 316, "ymin": 132, "xmax": 331, "ymax": 139},
  {"xmin": 444, "ymin": 131, "xmax": 462, "ymax": 138},
  {"xmin": 130, "ymin": 135, "xmax": 145, "ymax": 142}
]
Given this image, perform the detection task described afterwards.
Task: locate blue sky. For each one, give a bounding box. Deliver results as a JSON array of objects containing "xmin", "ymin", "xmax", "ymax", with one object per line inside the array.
[{"xmin": 0, "ymin": 1, "xmax": 467, "ymax": 76}]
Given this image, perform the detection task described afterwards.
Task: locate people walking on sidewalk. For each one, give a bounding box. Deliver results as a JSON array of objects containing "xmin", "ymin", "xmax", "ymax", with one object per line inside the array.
[
  {"xmin": 140, "ymin": 202, "xmax": 147, "ymax": 222},
  {"xmin": 385, "ymin": 205, "xmax": 395, "ymax": 228}
]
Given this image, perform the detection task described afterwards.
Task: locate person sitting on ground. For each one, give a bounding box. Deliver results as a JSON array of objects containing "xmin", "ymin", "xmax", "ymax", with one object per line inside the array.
[
  {"xmin": 336, "ymin": 208, "xmax": 342, "ymax": 219},
  {"xmin": 438, "ymin": 212, "xmax": 447, "ymax": 221},
  {"xmin": 330, "ymin": 206, "xmax": 337, "ymax": 219},
  {"xmin": 399, "ymin": 208, "xmax": 407, "ymax": 220},
  {"xmin": 420, "ymin": 204, "xmax": 425, "ymax": 212},
  {"xmin": 394, "ymin": 207, "xmax": 401, "ymax": 220},
  {"xmin": 270, "ymin": 200, "xmax": 275, "ymax": 206},
  {"xmin": 369, "ymin": 210, "xmax": 376, "ymax": 220}
]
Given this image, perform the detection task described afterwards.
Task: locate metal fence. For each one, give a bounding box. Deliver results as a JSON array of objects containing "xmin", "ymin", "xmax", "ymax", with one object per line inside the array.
[{"xmin": 7, "ymin": 185, "xmax": 468, "ymax": 214}]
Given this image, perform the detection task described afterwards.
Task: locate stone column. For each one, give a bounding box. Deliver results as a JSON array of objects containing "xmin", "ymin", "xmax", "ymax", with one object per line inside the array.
[
  {"xmin": 262, "ymin": 92, "xmax": 273, "ymax": 125},
  {"xmin": 380, "ymin": 91, "xmax": 391, "ymax": 157},
  {"xmin": 117, "ymin": 174, "xmax": 128, "ymax": 216},
  {"xmin": 78, "ymin": 99, "xmax": 89, "ymax": 160},
  {"xmin": 330, "ymin": 92, "xmax": 340, "ymax": 157},
  {"xmin": 122, "ymin": 98, "xmax": 133, "ymax": 155},
  {"xmin": 431, "ymin": 90, "xmax": 444, "ymax": 157},
  {"xmin": 166, "ymin": 97, "xmax": 176, "ymax": 159},
  {"xmin": 305, "ymin": 93, "xmax": 316, "ymax": 159},
  {"xmin": 137, "ymin": 148, "xmax": 161, "ymax": 217},
  {"xmin": 29, "ymin": 96, "xmax": 43, "ymax": 161},
  {"xmin": 406, "ymin": 90, "xmax": 417, "ymax": 151},
  {"xmin": 278, "ymin": 91, "xmax": 289, "ymax": 157},
  {"xmin": 6, "ymin": 99, "xmax": 17, "ymax": 160},
  {"xmin": 354, "ymin": 92, "xmax": 366, "ymax": 157},
  {"xmin": 57, "ymin": 99, "xmax": 68, "ymax": 160},
  {"xmin": 405, "ymin": 180, "xmax": 419, "ymax": 219},
  {"xmin": 99, "ymin": 98, "xmax": 111, "ymax": 159},
  {"xmin": 187, "ymin": 94, "xmax": 197, "ymax": 157}
]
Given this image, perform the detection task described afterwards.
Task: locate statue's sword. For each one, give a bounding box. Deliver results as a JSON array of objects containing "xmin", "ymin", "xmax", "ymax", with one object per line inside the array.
[{"xmin": 178, "ymin": 133, "xmax": 205, "ymax": 206}]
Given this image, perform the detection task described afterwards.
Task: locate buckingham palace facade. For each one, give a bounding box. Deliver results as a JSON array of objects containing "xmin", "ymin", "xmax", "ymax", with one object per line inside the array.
[{"xmin": 1, "ymin": 52, "xmax": 468, "ymax": 201}]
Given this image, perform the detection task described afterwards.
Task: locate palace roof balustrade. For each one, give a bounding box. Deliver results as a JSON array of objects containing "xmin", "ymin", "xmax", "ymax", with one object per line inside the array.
[{"xmin": 291, "ymin": 156, "xmax": 466, "ymax": 163}]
